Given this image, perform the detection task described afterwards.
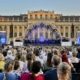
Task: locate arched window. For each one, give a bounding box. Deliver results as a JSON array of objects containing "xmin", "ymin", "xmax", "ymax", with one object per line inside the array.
[
  {"xmin": 35, "ymin": 14, "xmax": 38, "ymax": 19},
  {"xmin": 30, "ymin": 15, "xmax": 33, "ymax": 19},
  {"xmin": 61, "ymin": 26, "xmax": 63, "ymax": 29},
  {"xmin": 10, "ymin": 24, "xmax": 13, "ymax": 38},
  {"xmin": 19, "ymin": 26, "xmax": 22, "ymax": 29},
  {"xmin": 19, "ymin": 32, "xmax": 22, "ymax": 36},
  {"xmin": 66, "ymin": 27, "xmax": 68, "ymax": 29},
  {"xmin": 40, "ymin": 14, "xmax": 42, "ymax": 19},
  {"xmin": 61, "ymin": 33, "xmax": 63, "ymax": 36},
  {"xmin": 14, "ymin": 32, "xmax": 17, "ymax": 37},
  {"xmin": 50, "ymin": 14, "xmax": 53, "ymax": 19},
  {"xmin": 66, "ymin": 32, "xmax": 68, "ymax": 37},
  {"xmin": 71, "ymin": 24, "xmax": 74, "ymax": 38},
  {"xmin": 45, "ymin": 15, "xmax": 48, "ymax": 19}
]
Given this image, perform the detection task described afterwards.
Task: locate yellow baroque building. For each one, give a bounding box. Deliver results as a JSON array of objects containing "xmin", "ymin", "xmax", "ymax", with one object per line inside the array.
[{"xmin": 0, "ymin": 10, "xmax": 80, "ymax": 43}]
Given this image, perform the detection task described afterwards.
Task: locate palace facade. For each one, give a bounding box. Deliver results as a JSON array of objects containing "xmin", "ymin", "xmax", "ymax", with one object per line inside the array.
[{"xmin": 0, "ymin": 10, "xmax": 80, "ymax": 43}]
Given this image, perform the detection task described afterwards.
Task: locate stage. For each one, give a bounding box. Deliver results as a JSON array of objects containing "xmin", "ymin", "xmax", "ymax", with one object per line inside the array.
[{"xmin": 23, "ymin": 39, "xmax": 61, "ymax": 46}]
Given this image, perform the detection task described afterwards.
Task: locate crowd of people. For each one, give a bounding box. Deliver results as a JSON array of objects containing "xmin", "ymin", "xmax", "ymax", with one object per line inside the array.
[{"xmin": 0, "ymin": 45, "xmax": 80, "ymax": 80}]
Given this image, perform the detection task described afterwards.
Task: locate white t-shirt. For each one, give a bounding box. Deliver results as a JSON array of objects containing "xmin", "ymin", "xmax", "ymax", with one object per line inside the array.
[
  {"xmin": 69, "ymin": 57, "xmax": 79, "ymax": 63},
  {"xmin": 6, "ymin": 50, "xmax": 15, "ymax": 60}
]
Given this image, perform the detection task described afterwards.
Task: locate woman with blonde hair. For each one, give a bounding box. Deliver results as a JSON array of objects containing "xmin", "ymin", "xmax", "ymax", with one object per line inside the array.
[
  {"xmin": 57, "ymin": 62, "xmax": 71, "ymax": 80},
  {"xmin": 70, "ymin": 51, "xmax": 79, "ymax": 63},
  {"xmin": 4, "ymin": 61, "xmax": 18, "ymax": 80},
  {"xmin": 0, "ymin": 53, "xmax": 5, "ymax": 72},
  {"xmin": 0, "ymin": 53, "xmax": 5, "ymax": 80}
]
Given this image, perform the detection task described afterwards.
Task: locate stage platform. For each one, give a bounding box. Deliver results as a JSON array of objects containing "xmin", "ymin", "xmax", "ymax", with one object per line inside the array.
[{"xmin": 23, "ymin": 39, "xmax": 61, "ymax": 46}]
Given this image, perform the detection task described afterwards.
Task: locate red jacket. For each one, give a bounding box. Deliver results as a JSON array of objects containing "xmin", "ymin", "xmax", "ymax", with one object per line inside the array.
[{"xmin": 20, "ymin": 72, "xmax": 45, "ymax": 80}]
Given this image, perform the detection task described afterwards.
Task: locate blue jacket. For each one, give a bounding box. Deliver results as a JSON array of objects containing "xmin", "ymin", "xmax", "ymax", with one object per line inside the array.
[
  {"xmin": 45, "ymin": 68, "xmax": 58, "ymax": 80},
  {"xmin": 5, "ymin": 72, "xmax": 18, "ymax": 80},
  {"xmin": 0, "ymin": 73, "xmax": 4, "ymax": 80},
  {"xmin": 77, "ymin": 52, "xmax": 80, "ymax": 59}
]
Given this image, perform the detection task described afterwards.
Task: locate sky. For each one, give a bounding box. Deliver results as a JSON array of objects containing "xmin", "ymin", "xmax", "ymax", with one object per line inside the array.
[{"xmin": 0, "ymin": 0, "xmax": 80, "ymax": 15}]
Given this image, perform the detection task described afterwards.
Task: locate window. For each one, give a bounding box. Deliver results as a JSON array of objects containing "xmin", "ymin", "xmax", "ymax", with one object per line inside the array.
[
  {"xmin": 50, "ymin": 15, "xmax": 53, "ymax": 19},
  {"xmin": 24, "ymin": 17, "xmax": 27, "ymax": 21},
  {"xmin": 40, "ymin": 14, "xmax": 42, "ymax": 19},
  {"xmin": 71, "ymin": 24, "xmax": 74, "ymax": 38},
  {"xmin": 14, "ymin": 32, "xmax": 17, "ymax": 37},
  {"xmin": 14, "ymin": 26, "xmax": 17, "ymax": 29},
  {"xmin": 35, "ymin": 14, "xmax": 38, "ymax": 19},
  {"xmin": 19, "ymin": 26, "xmax": 22, "ymax": 29},
  {"xmin": 61, "ymin": 26, "xmax": 63, "ymax": 29},
  {"xmin": 25, "ymin": 27, "xmax": 27, "ymax": 29},
  {"xmin": 76, "ymin": 27, "xmax": 78, "ymax": 29},
  {"xmin": 63, "ymin": 18, "xmax": 65, "ymax": 22},
  {"xmin": 66, "ymin": 27, "xmax": 68, "ymax": 29},
  {"xmin": 45, "ymin": 15, "xmax": 48, "ymax": 19},
  {"xmin": 0, "ymin": 26, "xmax": 2, "ymax": 31},
  {"xmin": 14, "ymin": 17, "xmax": 17, "ymax": 21},
  {"xmin": 66, "ymin": 33, "xmax": 68, "ymax": 37},
  {"xmin": 10, "ymin": 25, "xmax": 13, "ymax": 38},
  {"xmin": 4, "ymin": 26, "xmax": 6, "ymax": 30},
  {"xmin": 30, "ymin": 15, "xmax": 32, "ymax": 19},
  {"xmin": 19, "ymin": 32, "xmax": 22, "ymax": 36},
  {"xmin": 61, "ymin": 33, "xmax": 63, "ymax": 36},
  {"xmin": 9, "ymin": 17, "xmax": 12, "ymax": 21}
]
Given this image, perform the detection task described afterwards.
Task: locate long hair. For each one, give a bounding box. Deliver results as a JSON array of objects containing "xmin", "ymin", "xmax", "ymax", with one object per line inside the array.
[
  {"xmin": 26, "ymin": 54, "xmax": 32, "ymax": 71},
  {"xmin": 31, "ymin": 61, "xmax": 42, "ymax": 80},
  {"xmin": 46, "ymin": 53, "xmax": 53, "ymax": 67},
  {"xmin": 57, "ymin": 62, "xmax": 71, "ymax": 80}
]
